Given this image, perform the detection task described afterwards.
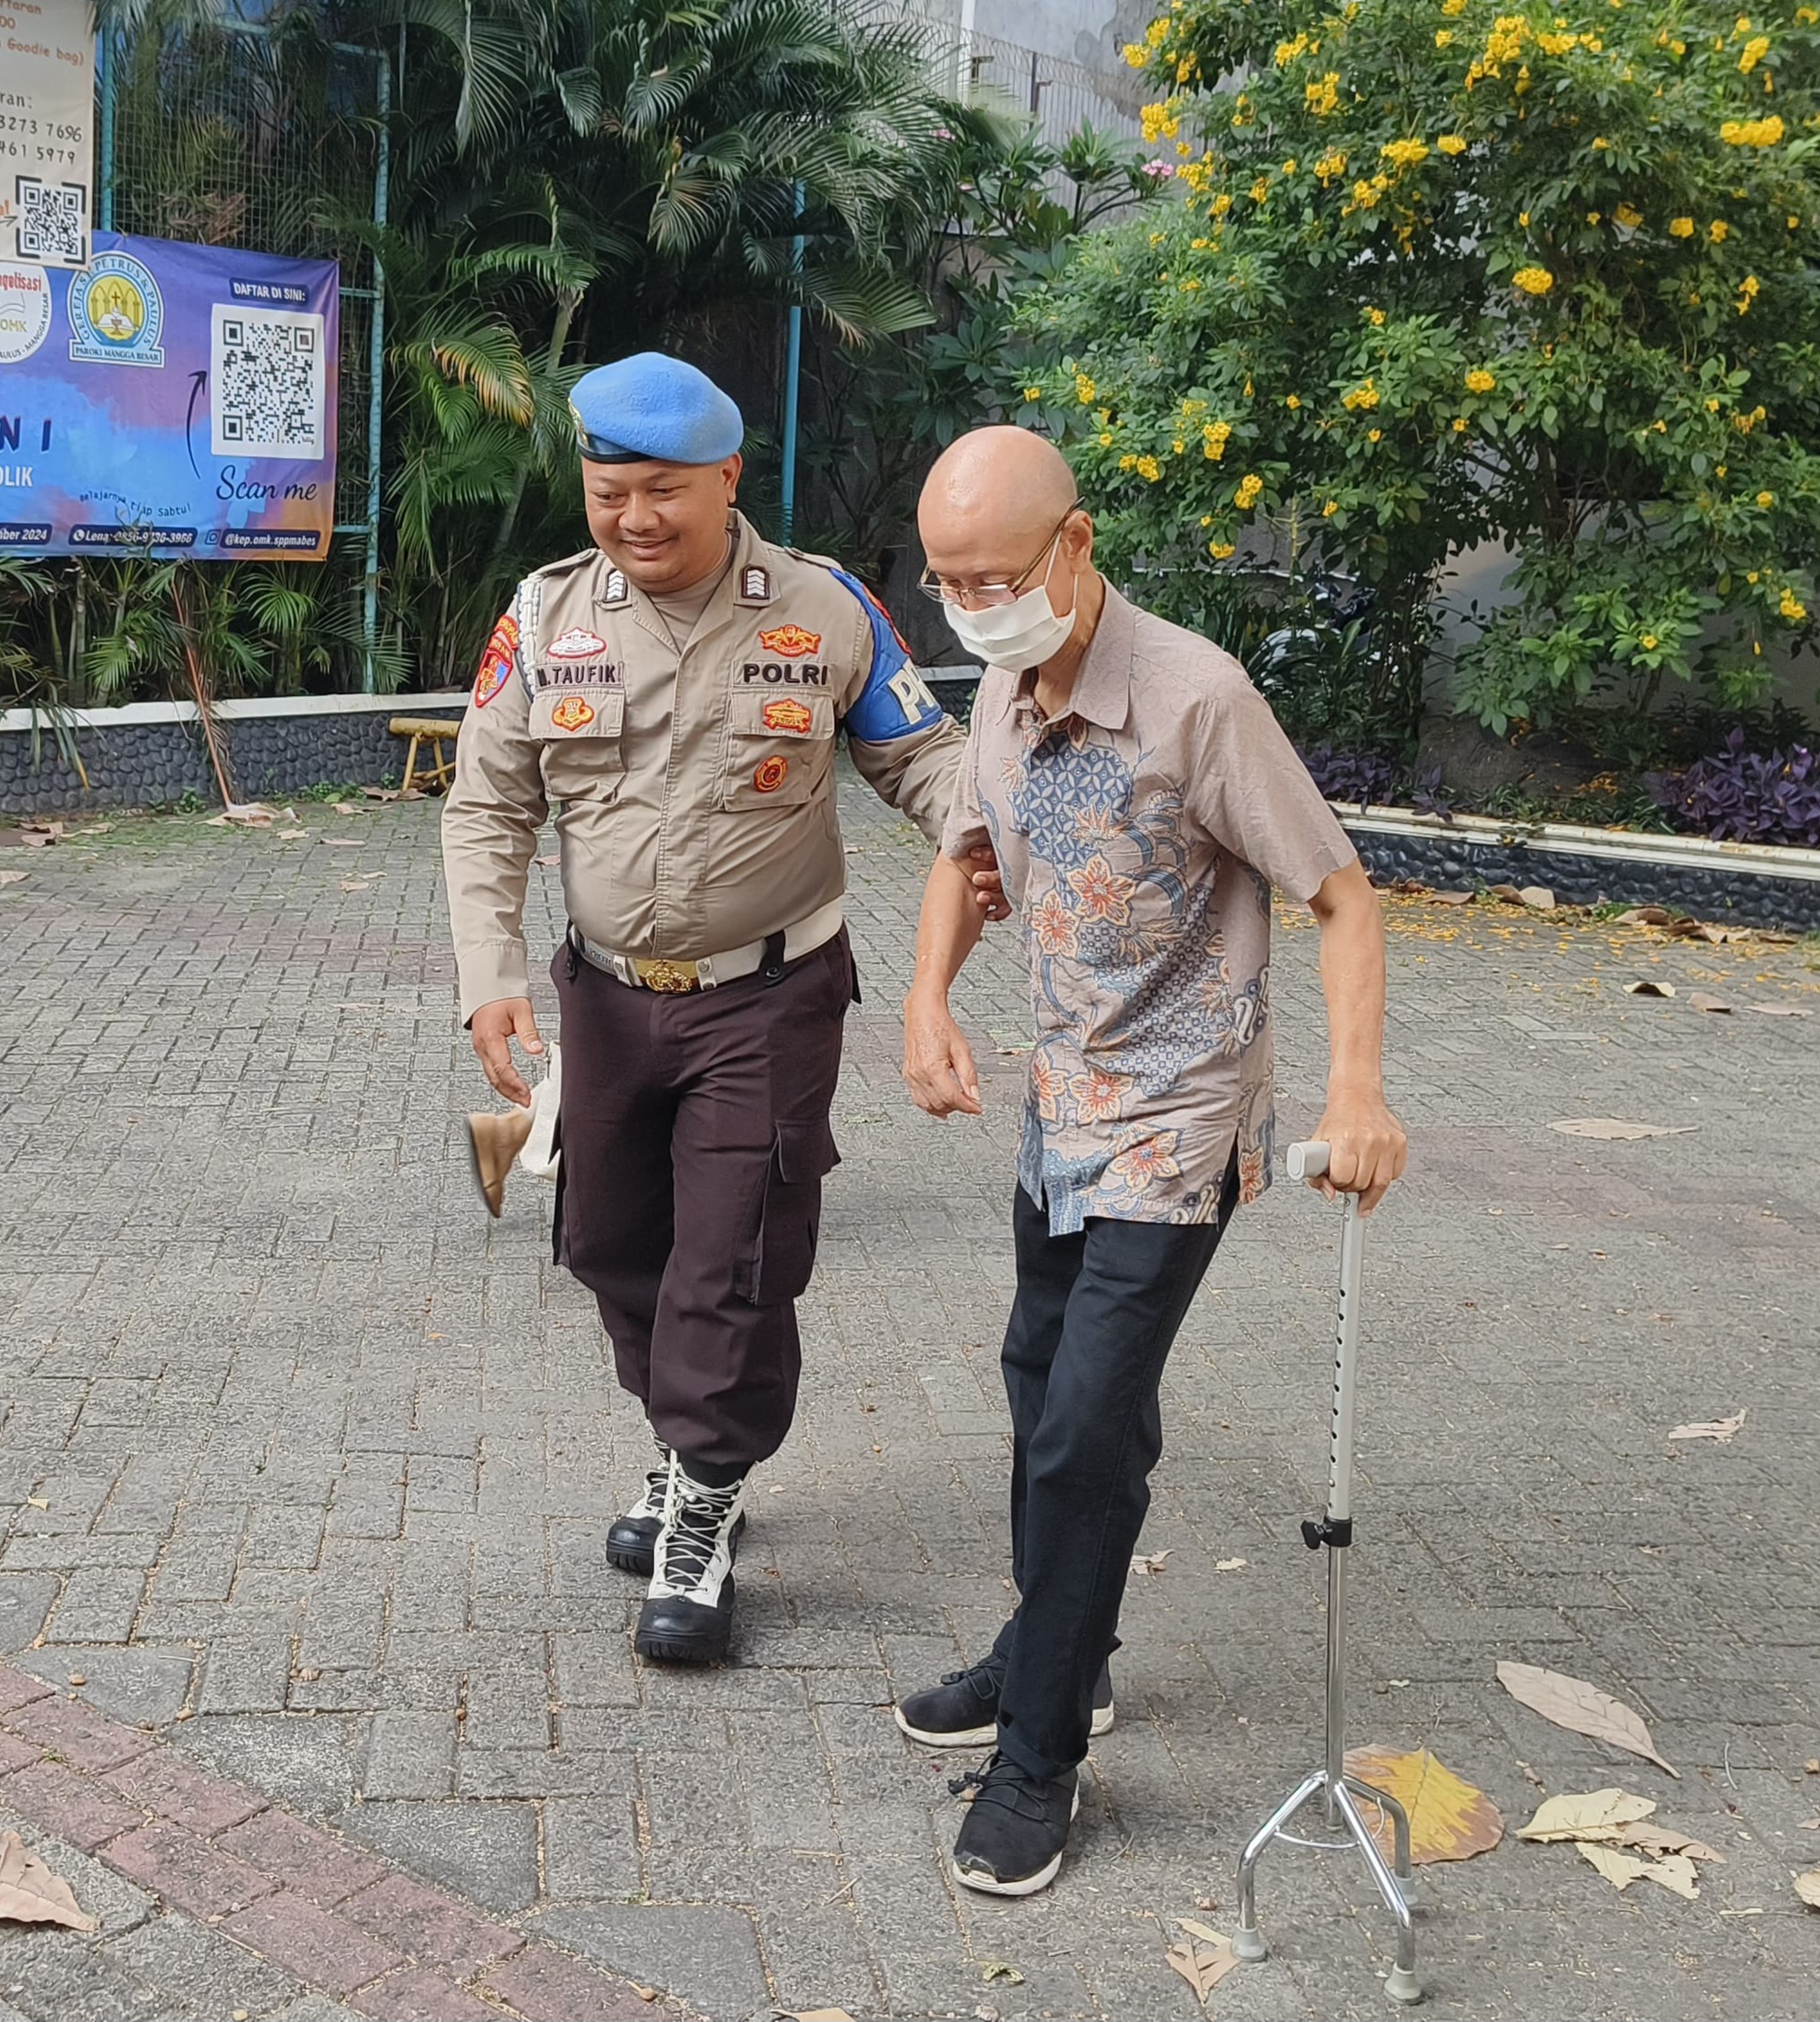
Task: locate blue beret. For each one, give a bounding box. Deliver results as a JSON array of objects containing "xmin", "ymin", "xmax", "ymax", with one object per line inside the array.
[{"xmin": 570, "ymin": 353, "xmax": 744, "ymax": 465}]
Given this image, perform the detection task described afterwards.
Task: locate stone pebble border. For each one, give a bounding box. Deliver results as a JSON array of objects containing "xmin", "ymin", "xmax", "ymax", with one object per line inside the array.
[{"xmin": 0, "ymin": 1660, "xmax": 680, "ymax": 2022}]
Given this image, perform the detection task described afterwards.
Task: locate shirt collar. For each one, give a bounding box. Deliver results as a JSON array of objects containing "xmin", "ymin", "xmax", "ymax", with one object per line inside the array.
[{"xmin": 998, "ymin": 581, "xmax": 1134, "ymax": 734}]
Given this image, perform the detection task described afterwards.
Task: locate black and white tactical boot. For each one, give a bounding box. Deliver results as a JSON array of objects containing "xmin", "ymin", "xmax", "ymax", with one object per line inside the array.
[
  {"xmin": 949, "ymin": 1752, "xmax": 1081, "ymax": 1897},
  {"xmin": 604, "ymin": 1434, "xmax": 672, "ymax": 1578},
  {"xmin": 633, "ymin": 1460, "xmax": 748, "ymax": 1664},
  {"xmin": 895, "ymin": 1652, "xmax": 1114, "ymax": 1749}
]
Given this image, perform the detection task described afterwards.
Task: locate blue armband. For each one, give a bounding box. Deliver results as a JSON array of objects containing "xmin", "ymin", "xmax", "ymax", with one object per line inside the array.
[{"xmin": 833, "ymin": 569, "xmax": 945, "ymax": 742}]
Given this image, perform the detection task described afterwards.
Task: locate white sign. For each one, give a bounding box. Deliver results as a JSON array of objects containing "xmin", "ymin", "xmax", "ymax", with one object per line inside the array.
[{"xmin": 0, "ymin": 0, "xmax": 96, "ymax": 270}]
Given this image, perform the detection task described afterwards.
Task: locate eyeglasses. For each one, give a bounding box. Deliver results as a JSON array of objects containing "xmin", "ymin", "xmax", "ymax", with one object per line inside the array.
[{"xmin": 918, "ymin": 503, "xmax": 1083, "ymax": 608}]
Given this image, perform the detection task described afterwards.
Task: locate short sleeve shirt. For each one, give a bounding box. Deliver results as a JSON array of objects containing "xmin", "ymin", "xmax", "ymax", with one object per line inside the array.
[{"xmin": 940, "ymin": 584, "xmax": 1355, "ymax": 1233}]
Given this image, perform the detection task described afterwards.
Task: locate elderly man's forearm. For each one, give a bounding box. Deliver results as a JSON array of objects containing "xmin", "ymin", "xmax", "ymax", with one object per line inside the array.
[
  {"xmin": 1311, "ymin": 863, "xmax": 1388, "ymax": 1091},
  {"xmin": 908, "ymin": 853, "xmax": 987, "ymax": 1002}
]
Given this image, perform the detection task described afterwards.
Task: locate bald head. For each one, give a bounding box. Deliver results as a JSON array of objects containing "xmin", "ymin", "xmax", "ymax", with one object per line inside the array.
[{"xmin": 918, "ymin": 425, "xmax": 1097, "ymax": 615}]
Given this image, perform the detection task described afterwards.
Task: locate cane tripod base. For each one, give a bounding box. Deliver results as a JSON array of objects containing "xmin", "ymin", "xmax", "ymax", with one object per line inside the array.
[{"xmin": 1233, "ymin": 1767, "xmax": 1422, "ymax": 2002}]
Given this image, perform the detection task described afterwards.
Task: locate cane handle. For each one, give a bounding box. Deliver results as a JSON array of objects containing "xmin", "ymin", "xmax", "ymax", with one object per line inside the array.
[{"xmin": 1287, "ymin": 1140, "xmax": 1330, "ymax": 1181}]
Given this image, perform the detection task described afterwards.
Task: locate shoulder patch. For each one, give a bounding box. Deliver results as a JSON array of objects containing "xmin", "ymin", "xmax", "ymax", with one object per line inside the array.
[
  {"xmin": 599, "ymin": 568, "xmax": 630, "ymax": 606},
  {"xmin": 473, "ymin": 612, "xmax": 518, "ymax": 708},
  {"xmin": 831, "ymin": 566, "xmax": 945, "ymax": 744},
  {"xmin": 739, "ymin": 564, "xmax": 773, "ymax": 602}
]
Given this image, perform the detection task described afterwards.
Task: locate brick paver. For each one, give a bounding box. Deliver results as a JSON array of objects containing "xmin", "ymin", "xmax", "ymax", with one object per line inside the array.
[{"xmin": 1, "ymin": 776, "xmax": 1818, "ymax": 2017}]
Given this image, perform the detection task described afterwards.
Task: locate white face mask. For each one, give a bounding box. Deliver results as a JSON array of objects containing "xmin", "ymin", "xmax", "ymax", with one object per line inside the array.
[{"xmin": 939, "ymin": 536, "xmax": 1077, "ymax": 669}]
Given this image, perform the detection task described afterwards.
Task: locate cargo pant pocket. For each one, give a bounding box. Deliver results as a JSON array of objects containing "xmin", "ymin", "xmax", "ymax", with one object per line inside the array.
[{"xmin": 736, "ymin": 1117, "xmax": 840, "ymax": 1305}]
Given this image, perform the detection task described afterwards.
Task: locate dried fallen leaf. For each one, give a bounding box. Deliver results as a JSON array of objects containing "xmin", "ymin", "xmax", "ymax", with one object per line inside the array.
[
  {"xmin": 323, "ymin": 837, "xmax": 362, "ymax": 848},
  {"xmin": 332, "ymin": 802, "xmax": 362, "ymax": 817},
  {"xmin": 1487, "ymin": 883, "xmax": 1524, "ymax": 903},
  {"xmin": 0, "ymin": 871, "xmax": 27, "ymax": 886},
  {"xmin": 1519, "ymin": 885, "xmax": 1556, "ymax": 910},
  {"xmin": 1623, "ymin": 980, "xmax": 1677, "ymax": 998},
  {"xmin": 0, "ymin": 1832, "xmax": 96, "ymax": 1931},
  {"xmin": 1799, "ymin": 1819, "xmax": 1820, "ymax": 1830},
  {"xmin": 1609, "ymin": 1824, "xmax": 1724, "ymax": 1864},
  {"xmin": 1618, "ymin": 907, "xmax": 1673, "ymax": 926},
  {"xmin": 1798, "ymin": 1872, "xmax": 1820, "ymax": 1910},
  {"xmin": 1667, "ymin": 1410, "xmax": 1747, "ymax": 1443},
  {"xmin": 788, "ymin": 2011, "xmax": 855, "ymax": 2021},
  {"xmin": 1166, "ymin": 1926, "xmax": 1240, "ymax": 2005},
  {"xmin": 1431, "ymin": 889, "xmax": 1474, "ymax": 905},
  {"xmin": 359, "ymin": 786, "xmax": 399, "ymax": 802},
  {"xmin": 1130, "ymin": 1550, "xmax": 1172, "ymax": 1576},
  {"xmin": 1177, "ymin": 1917, "xmax": 1224, "ymax": 1945},
  {"xmin": 1687, "ymin": 993, "xmax": 1733, "ymax": 1015},
  {"xmin": 276, "ymin": 828, "xmax": 307, "ymax": 840},
  {"xmin": 340, "ymin": 881, "xmax": 372, "ymax": 892},
  {"xmin": 981, "ymin": 1961, "xmax": 1024, "ymax": 1985},
  {"xmin": 24, "ymin": 1496, "xmax": 47, "ymax": 1511},
  {"xmin": 66, "ymin": 1673, "xmax": 85, "ymax": 1688},
  {"xmin": 1806, "ymin": 1761, "xmax": 1820, "ymax": 1775},
  {"xmin": 1496, "ymin": 1661, "xmax": 1678, "ymax": 1777},
  {"xmin": 1215, "ymin": 1558, "xmax": 1247, "ymax": 1572},
  {"xmin": 1578, "ymin": 1842, "xmax": 1651, "ymax": 1889},
  {"xmin": 1750, "ymin": 1002, "xmax": 1814, "ymax": 1018},
  {"xmin": 1646, "ymin": 1853, "xmax": 1701, "ymax": 1900},
  {"xmin": 1518, "ymin": 1789, "xmax": 1658, "ymax": 1843},
  {"xmin": 1344, "ymin": 1745, "xmax": 1504, "ymax": 1864},
  {"xmin": 1549, "ymin": 1118, "xmax": 1697, "ymax": 1140}
]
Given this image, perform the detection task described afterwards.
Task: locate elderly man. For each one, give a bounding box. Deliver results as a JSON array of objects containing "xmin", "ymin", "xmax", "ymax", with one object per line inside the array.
[
  {"xmin": 444, "ymin": 353, "xmax": 981, "ymax": 1664},
  {"xmin": 893, "ymin": 426, "xmax": 1407, "ymax": 1896}
]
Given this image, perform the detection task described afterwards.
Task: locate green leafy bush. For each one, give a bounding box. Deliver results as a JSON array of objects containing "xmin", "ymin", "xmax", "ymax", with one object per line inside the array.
[{"xmin": 1024, "ymin": 0, "xmax": 1820, "ymax": 738}]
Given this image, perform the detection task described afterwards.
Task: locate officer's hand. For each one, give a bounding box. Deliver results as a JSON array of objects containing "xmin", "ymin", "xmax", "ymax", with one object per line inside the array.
[
  {"xmin": 965, "ymin": 843, "xmax": 1011, "ymax": 923},
  {"xmin": 902, "ymin": 990, "xmax": 983, "ymax": 1118},
  {"xmin": 471, "ymin": 997, "xmax": 545, "ymax": 1108}
]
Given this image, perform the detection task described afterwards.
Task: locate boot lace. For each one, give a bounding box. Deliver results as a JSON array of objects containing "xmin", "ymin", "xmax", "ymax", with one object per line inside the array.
[
  {"xmin": 948, "ymin": 1751, "xmax": 1053, "ymax": 1821},
  {"xmin": 659, "ymin": 1473, "xmax": 744, "ymax": 1594}
]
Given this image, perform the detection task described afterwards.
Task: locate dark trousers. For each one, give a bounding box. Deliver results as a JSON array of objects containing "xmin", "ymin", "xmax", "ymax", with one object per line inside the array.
[
  {"xmin": 552, "ymin": 930, "xmax": 853, "ymax": 1470},
  {"xmin": 990, "ymin": 1156, "xmax": 1239, "ymax": 1782}
]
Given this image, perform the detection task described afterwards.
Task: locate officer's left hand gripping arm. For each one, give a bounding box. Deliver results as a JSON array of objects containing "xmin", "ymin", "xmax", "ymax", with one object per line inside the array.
[{"xmin": 834, "ymin": 572, "xmax": 969, "ymax": 846}]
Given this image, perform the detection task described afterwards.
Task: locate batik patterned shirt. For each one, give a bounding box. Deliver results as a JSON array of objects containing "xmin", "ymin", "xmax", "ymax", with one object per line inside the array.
[{"xmin": 940, "ymin": 584, "xmax": 1356, "ymax": 1233}]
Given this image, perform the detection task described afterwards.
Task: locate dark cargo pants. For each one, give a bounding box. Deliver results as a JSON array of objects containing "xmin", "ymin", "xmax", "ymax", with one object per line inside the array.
[{"xmin": 552, "ymin": 929, "xmax": 853, "ymax": 1470}]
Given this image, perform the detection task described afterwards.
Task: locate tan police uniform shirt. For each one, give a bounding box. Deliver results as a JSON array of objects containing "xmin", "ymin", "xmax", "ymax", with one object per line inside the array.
[{"xmin": 443, "ymin": 513, "xmax": 966, "ymax": 1020}]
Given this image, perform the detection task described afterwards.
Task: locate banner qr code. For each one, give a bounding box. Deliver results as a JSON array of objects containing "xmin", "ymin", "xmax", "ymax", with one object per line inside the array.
[
  {"xmin": 15, "ymin": 178, "xmax": 87, "ymax": 266},
  {"xmin": 211, "ymin": 305, "xmax": 328, "ymax": 461}
]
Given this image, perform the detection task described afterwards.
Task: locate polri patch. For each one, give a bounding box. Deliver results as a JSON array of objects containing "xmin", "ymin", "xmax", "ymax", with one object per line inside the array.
[
  {"xmin": 551, "ymin": 694, "xmax": 596, "ymax": 731},
  {"xmin": 547, "ymin": 627, "xmax": 609, "ymax": 661},
  {"xmin": 473, "ymin": 612, "xmax": 519, "ymax": 707},
  {"xmin": 759, "ymin": 623, "xmax": 821, "ymax": 660},
  {"xmin": 753, "ymin": 755, "xmax": 789, "ymax": 794},
  {"xmin": 762, "ymin": 697, "xmax": 815, "ymax": 736}
]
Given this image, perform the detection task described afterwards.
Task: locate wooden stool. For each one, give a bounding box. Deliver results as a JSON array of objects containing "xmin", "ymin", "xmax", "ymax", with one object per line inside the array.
[{"xmin": 389, "ymin": 716, "xmax": 462, "ymax": 794}]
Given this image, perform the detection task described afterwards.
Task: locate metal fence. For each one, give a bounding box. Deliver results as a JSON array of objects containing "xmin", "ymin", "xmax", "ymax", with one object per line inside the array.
[{"xmin": 96, "ymin": 20, "xmax": 390, "ymax": 687}]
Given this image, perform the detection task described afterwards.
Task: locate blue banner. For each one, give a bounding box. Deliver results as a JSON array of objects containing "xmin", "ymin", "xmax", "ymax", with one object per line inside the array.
[{"xmin": 0, "ymin": 232, "xmax": 340, "ymax": 560}]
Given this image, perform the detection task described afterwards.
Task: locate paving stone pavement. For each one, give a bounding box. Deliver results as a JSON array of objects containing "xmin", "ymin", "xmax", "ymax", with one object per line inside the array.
[{"xmin": 1, "ymin": 772, "xmax": 1818, "ymax": 2021}]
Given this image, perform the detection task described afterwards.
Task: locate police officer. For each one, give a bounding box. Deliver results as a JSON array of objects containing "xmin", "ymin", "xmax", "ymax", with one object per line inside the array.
[{"xmin": 443, "ymin": 353, "xmax": 972, "ymax": 1664}]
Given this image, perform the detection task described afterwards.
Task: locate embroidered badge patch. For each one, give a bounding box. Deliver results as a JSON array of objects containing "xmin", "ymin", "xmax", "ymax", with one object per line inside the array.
[
  {"xmin": 752, "ymin": 755, "xmax": 789, "ymax": 793},
  {"xmin": 551, "ymin": 694, "xmax": 596, "ymax": 732},
  {"xmin": 741, "ymin": 565, "xmax": 773, "ymax": 601},
  {"xmin": 761, "ymin": 697, "xmax": 815, "ymax": 736},
  {"xmin": 473, "ymin": 613, "xmax": 518, "ymax": 707},
  {"xmin": 758, "ymin": 624, "xmax": 822, "ymax": 660},
  {"xmin": 546, "ymin": 627, "xmax": 609, "ymax": 661}
]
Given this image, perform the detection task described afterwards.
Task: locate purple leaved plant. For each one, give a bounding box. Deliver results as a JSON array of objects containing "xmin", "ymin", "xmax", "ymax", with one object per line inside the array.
[
  {"xmin": 1649, "ymin": 729, "xmax": 1820, "ymax": 850},
  {"xmin": 1297, "ymin": 744, "xmax": 1403, "ymax": 810}
]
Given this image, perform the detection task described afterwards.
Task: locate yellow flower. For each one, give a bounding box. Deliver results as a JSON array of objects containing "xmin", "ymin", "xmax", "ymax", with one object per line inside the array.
[
  {"xmin": 1757, "ymin": 489, "xmax": 1775, "ymax": 508},
  {"xmin": 1312, "ymin": 147, "xmax": 1349, "ymax": 182},
  {"xmin": 1306, "ymin": 71, "xmax": 1340, "ymax": 115},
  {"xmin": 1465, "ymin": 368, "xmax": 1496, "ymax": 392},
  {"xmin": 1706, "ymin": 398, "xmax": 1722, "ymax": 412},
  {"xmin": 1710, "ymin": 219, "xmax": 1729, "ymax": 242},
  {"xmin": 1349, "ymin": 179, "xmax": 1382, "ymax": 211},
  {"xmin": 1123, "ymin": 41, "xmax": 1148, "ymax": 68},
  {"xmin": 1518, "ymin": 210, "xmax": 1531, "ymax": 226},
  {"xmin": 1669, "ymin": 215, "xmax": 1695, "ymax": 237},
  {"xmin": 1250, "ymin": 175, "xmax": 1272, "ymax": 203},
  {"xmin": 1285, "ymin": 394, "xmax": 1303, "ymax": 409},
  {"xmin": 1536, "ymin": 28, "xmax": 1578, "ymax": 52},
  {"xmin": 1720, "ymin": 114, "xmax": 1784, "ymax": 145},
  {"xmin": 1738, "ymin": 33, "xmax": 1770, "ymax": 70},
  {"xmin": 1438, "ymin": 134, "xmax": 1468, "ymax": 154},
  {"xmin": 1209, "ymin": 540, "xmax": 1236, "ymax": 559},
  {"xmin": 1381, "ymin": 138, "xmax": 1431, "ymax": 169},
  {"xmin": 1441, "ymin": 0, "xmax": 1467, "ymax": 12},
  {"xmin": 1234, "ymin": 472, "xmax": 1264, "ymax": 509},
  {"xmin": 1202, "ymin": 420, "xmax": 1232, "ymax": 460},
  {"xmin": 1274, "ymin": 32, "xmax": 1310, "ymax": 66},
  {"xmin": 1779, "ymin": 588, "xmax": 1807, "ymax": 620},
  {"xmin": 1452, "ymin": 416, "xmax": 1469, "ymax": 432},
  {"xmin": 1075, "ymin": 372, "xmax": 1097, "ymax": 404},
  {"xmin": 1651, "ymin": 417, "xmax": 1669, "ymax": 432},
  {"xmin": 1134, "ymin": 454, "xmax": 1163, "ymax": 482},
  {"xmin": 1023, "ymin": 386, "xmax": 1043, "ymax": 402},
  {"xmin": 1736, "ymin": 273, "xmax": 1761, "ymax": 313},
  {"xmin": 1587, "ymin": 212, "xmax": 1602, "ymax": 225},
  {"xmin": 1098, "ymin": 432, "xmax": 1113, "ymax": 446},
  {"xmin": 1173, "ymin": 438, "xmax": 1186, "ymax": 453},
  {"xmin": 1365, "ymin": 307, "xmax": 1387, "ymax": 327},
  {"xmin": 1140, "ymin": 100, "xmax": 1182, "ymax": 143},
  {"xmin": 1367, "ymin": 426, "xmax": 1383, "ymax": 442},
  {"xmin": 1436, "ymin": 27, "xmax": 1456, "ymax": 44},
  {"xmin": 1322, "ymin": 500, "xmax": 1340, "ymax": 518},
  {"xmin": 1341, "ymin": 379, "xmax": 1382, "ymax": 410},
  {"xmin": 1790, "ymin": 215, "xmax": 1801, "ymax": 230},
  {"xmin": 1512, "ymin": 265, "xmax": 1555, "ymax": 295},
  {"xmin": 1211, "ymin": 192, "xmax": 1233, "ymax": 216},
  {"xmin": 1640, "ymin": 634, "xmax": 1659, "ymax": 650},
  {"xmin": 1614, "ymin": 203, "xmax": 1642, "ymax": 228},
  {"xmin": 1281, "ymin": 158, "xmax": 1299, "ymax": 175},
  {"xmin": 1591, "ymin": 136, "xmax": 1610, "ymax": 151}
]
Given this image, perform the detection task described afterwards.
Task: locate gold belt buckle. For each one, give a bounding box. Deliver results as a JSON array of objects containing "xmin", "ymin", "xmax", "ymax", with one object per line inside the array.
[{"xmin": 635, "ymin": 957, "xmax": 700, "ymax": 994}]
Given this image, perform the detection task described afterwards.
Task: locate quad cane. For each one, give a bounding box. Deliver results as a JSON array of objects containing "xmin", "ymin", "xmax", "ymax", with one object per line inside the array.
[{"xmin": 1231, "ymin": 1140, "xmax": 1422, "ymax": 2004}]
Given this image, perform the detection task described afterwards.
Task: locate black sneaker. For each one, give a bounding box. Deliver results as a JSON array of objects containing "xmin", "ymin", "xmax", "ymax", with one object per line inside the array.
[
  {"xmin": 607, "ymin": 1438, "xmax": 745, "ymax": 1579},
  {"xmin": 634, "ymin": 1462, "xmax": 748, "ymax": 1665},
  {"xmin": 895, "ymin": 1653, "xmax": 1114, "ymax": 1749},
  {"xmin": 950, "ymin": 1752, "xmax": 1080, "ymax": 1897}
]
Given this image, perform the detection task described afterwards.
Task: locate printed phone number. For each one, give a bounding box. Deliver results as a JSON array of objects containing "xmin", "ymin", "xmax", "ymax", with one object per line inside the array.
[{"xmin": 0, "ymin": 140, "xmax": 80, "ymax": 164}]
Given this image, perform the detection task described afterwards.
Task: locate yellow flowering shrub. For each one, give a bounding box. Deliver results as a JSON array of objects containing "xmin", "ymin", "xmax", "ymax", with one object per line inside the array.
[{"xmin": 1027, "ymin": 0, "xmax": 1820, "ymax": 734}]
